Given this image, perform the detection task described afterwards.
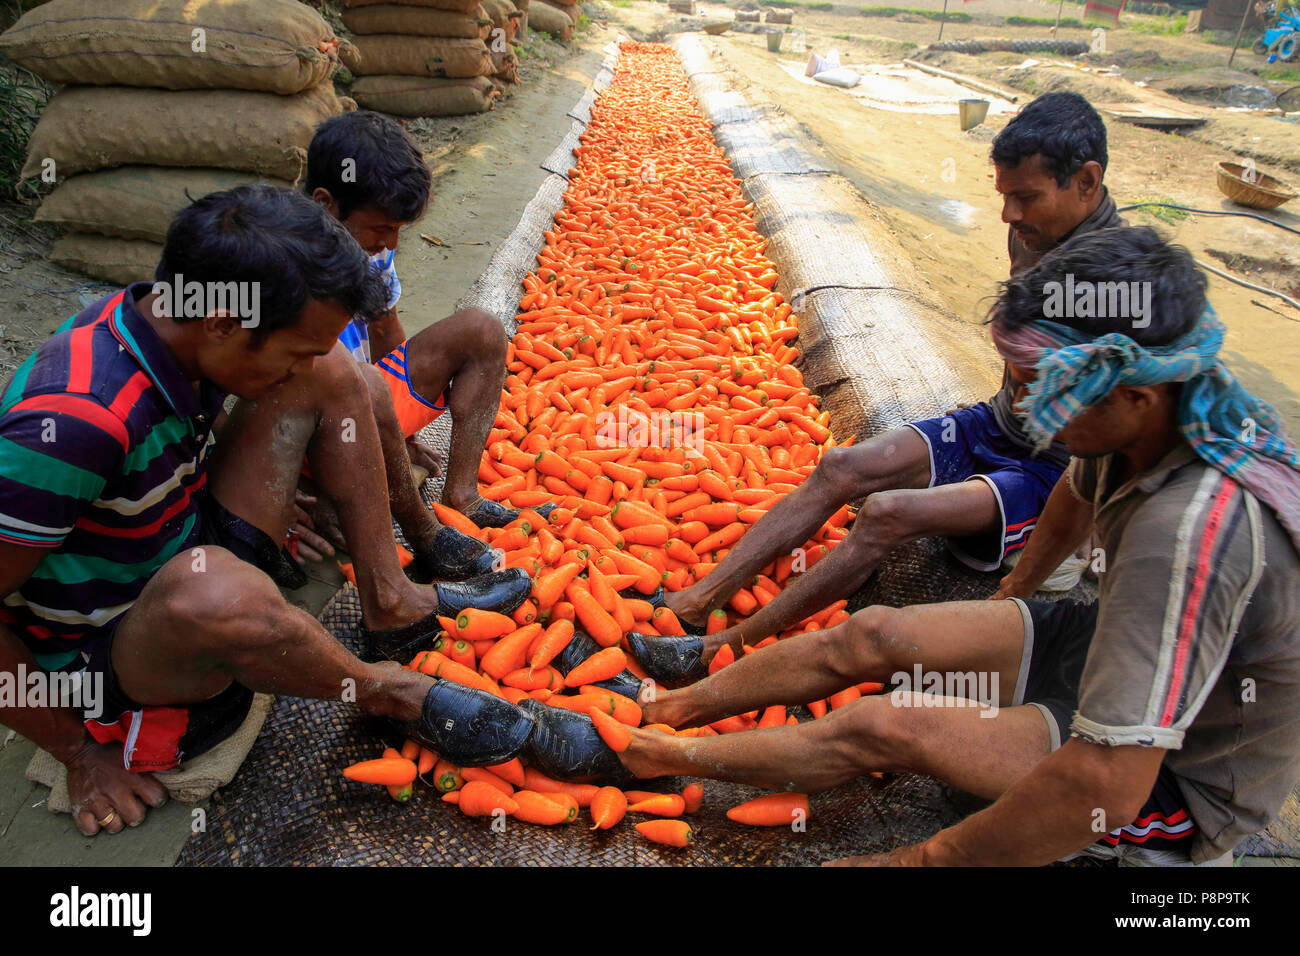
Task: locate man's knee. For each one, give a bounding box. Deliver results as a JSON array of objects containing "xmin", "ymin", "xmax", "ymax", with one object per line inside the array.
[
  {"xmin": 462, "ymin": 308, "xmax": 507, "ymax": 362},
  {"xmin": 813, "ymin": 445, "xmax": 864, "ymax": 499},
  {"xmin": 149, "ymin": 549, "xmax": 292, "ymax": 655},
  {"xmin": 853, "ymin": 489, "xmax": 918, "ymax": 545},
  {"xmin": 825, "ymin": 696, "xmax": 912, "ymax": 769},
  {"xmin": 830, "ymin": 604, "xmax": 903, "ymax": 677}
]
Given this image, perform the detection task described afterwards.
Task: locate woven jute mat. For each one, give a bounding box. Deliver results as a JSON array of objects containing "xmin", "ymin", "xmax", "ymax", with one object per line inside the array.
[{"xmin": 177, "ymin": 587, "xmax": 981, "ymax": 866}]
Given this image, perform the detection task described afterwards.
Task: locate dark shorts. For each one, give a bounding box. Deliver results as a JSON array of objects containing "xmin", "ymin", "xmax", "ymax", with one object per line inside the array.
[
  {"xmin": 907, "ymin": 403, "xmax": 1065, "ymax": 571},
  {"xmin": 1012, "ymin": 598, "xmax": 1197, "ymax": 848},
  {"xmin": 80, "ymin": 636, "xmax": 255, "ymax": 773},
  {"xmin": 72, "ymin": 491, "xmax": 289, "ymax": 772}
]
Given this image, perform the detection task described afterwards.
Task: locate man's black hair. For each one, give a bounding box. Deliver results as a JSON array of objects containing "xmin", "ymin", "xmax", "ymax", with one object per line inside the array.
[
  {"xmin": 156, "ymin": 184, "xmax": 388, "ymax": 343},
  {"xmin": 994, "ymin": 225, "xmax": 1206, "ymax": 347},
  {"xmin": 991, "ymin": 91, "xmax": 1108, "ymax": 189},
  {"xmin": 304, "ymin": 110, "xmax": 431, "ymax": 222}
]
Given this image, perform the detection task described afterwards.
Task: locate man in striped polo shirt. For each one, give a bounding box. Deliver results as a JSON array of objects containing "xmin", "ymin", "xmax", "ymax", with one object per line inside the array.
[
  {"xmin": 607, "ymin": 227, "xmax": 1300, "ymax": 866},
  {"xmin": 0, "ymin": 186, "xmax": 550, "ymax": 837}
]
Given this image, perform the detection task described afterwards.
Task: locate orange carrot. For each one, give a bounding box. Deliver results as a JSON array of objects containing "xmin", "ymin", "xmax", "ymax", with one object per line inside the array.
[
  {"xmin": 636, "ymin": 819, "xmax": 693, "ymax": 847},
  {"xmin": 513, "ymin": 789, "xmax": 578, "ymax": 825},
  {"xmin": 565, "ymin": 581, "xmax": 623, "ymax": 647},
  {"xmin": 342, "ymin": 758, "xmax": 417, "ymax": 787},
  {"xmin": 590, "ymin": 786, "xmax": 628, "ymax": 830},
  {"xmin": 681, "ymin": 782, "xmax": 704, "ymax": 814},
  {"xmin": 628, "ymin": 793, "xmax": 686, "ymax": 817},
  {"xmin": 454, "ymin": 609, "xmax": 517, "ymax": 642},
  {"xmin": 529, "ymin": 618, "xmax": 576, "ymax": 670},
  {"xmin": 462, "ymin": 766, "xmax": 515, "ymax": 796},
  {"xmin": 726, "ymin": 792, "xmax": 810, "ymax": 827},
  {"xmin": 432, "ymin": 760, "xmax": 463, "ymax": 793},
  {"xmin": 457, "ymin": 780, "xmax": 519, "ymax": 817},
  {"xmin": 486, "ymin": 757, "xmax": 527, "ymax": 788},
  {"xmin": 588, "ymin": 706, "xmax": 632, "ymax": 753},
  {"xmin": 564, "ymin": 646, "xmax": 628, "ymax": 687},
  {"xmin": 480, "ymin": 623, "xmax": 543, "ymax": 680}
]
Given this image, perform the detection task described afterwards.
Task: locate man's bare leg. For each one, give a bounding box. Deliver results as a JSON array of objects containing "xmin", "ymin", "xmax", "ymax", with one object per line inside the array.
[
  {"xmin": 401, "ymin": 308, "xmax": 508, "ymax": 513},
  {"xmin": 207, "ymin": 343, "xmax": 438, "ymax": 630},
  {"xmin": 645, "ymin": 599, "xmax": 1026, "ymax": 727},
  {"xmin": 358, "ymin": 361, "xmax": 439, "ymax": 553},
  {"xmin": 693, "ymin": 478, "xmax": 1000, "ymax": 661},
  {"xmin": 624, "ymin": 598, "xmax": 1047, "ymax": 799},
  {"xmin": 112, "ymin": 549, "xmax": 430, "ymax": 723},
  {"xmin": 624, "ymin": 697, "xmax": 1050, "ymax": 801},
  {"xmin": 666, "ymin": 427, "xmax": 932, "ymax": 628}
]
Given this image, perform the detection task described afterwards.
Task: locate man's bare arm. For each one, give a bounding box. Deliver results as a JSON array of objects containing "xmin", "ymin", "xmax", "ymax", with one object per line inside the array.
[
  {"xmin": 0, "ymin": 542, "xmax": 167, "ymax": 833},
  {"xmin": 367, "ymin": 307, "xmax": 406, "ymax": 363},
  {"xmin": 921, "ymin": 738, "xmax": 1164, "ymax": 865}
]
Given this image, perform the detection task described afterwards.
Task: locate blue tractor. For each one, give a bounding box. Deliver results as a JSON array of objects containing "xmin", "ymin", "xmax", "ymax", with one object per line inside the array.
[{"xmin": 1254, "ymin": 1, "xmax": 1300, "ymax": 61}]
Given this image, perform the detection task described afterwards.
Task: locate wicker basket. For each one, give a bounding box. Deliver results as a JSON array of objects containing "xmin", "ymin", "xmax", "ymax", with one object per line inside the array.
[{"xmin": 1216, "ymin": 161, "xmax": 1297, "ymax": 210}]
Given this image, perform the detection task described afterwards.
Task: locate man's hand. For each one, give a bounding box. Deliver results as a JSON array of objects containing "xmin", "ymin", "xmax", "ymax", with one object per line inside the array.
[
  {"xmin": 290, "ymin": 489, "xmax": 339, "ymax": 563},
  {"xmin": 824, "ymin": 843, "xmax": 930, "ymax": 866},
  {"xmin": 405, "ymin": 437, "xmax": 444, "ymax": 479},
  {"xmin": 988, "ymin": 571, "xmax": 1034, "ymax": 601},
  {"xmin": 64, "ymin": 738, "xmax": 168, "ymax": 836}
]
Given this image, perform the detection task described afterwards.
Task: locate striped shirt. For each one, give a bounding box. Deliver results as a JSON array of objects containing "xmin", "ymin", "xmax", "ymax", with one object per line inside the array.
[
  {"xmin": 338, "ymin": 248, "xmax": 401, "ymax": 364},
  {"xmin": 1067, "ymin": 444, "xmax": 1300, "ymax": 862},
  {"xmin": 0, "ymin": 284, "xmax": 224, "ymax": 670}
]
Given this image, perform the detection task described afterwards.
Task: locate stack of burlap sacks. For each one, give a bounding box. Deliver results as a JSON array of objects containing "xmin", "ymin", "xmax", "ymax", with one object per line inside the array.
[
  {"xmin": 344, "ymin": 0, "xmax": 582, "ymax": 117},
  {"xmin": 529, "ymin": 0, "xmax": 583, "ymax": 42},
  {"xmin": 344, "ymin": 0, "xmax": 516, "ymax": 116},
  {"xmin": 0, "ymin": 0, "xmax": 353, "ymax": 285}
]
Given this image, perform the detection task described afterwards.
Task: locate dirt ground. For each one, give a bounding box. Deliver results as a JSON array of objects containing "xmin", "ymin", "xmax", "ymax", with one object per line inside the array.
[
  {"xmin": 605, "ymin": 0, "xmax": 1300, "ymax": 433},
  {"xmin": 1, "ymin": 0, "xmax": 1298, "ymax": 431}
]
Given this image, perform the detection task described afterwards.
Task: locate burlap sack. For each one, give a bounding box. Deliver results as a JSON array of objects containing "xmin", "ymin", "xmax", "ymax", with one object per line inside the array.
[
  {"xmin": 346, "ymin": 0, "xmax": 486, "ymax": 13},
  {"xmin": 528, "ymin": 1, "xmax": 574, "ymax": 39},
  {"xmin": 51, "ymin": 234, "xmax": 163, "ymax": 286},
  {"xmin": 491, "ymin": 47, "xmax": 519, "ymax": 84},
  {"xmin": 349, "ymin": 35, "xmax": 493, "ymax": 79},
  {"xmin": 351, "ymin": 75, "xmax": 499, "ymax": 116},
  {"xmin": 540, "ymin": 0, "xmax": 582, "ymax": 25},
  {"xmin": 25, "ymin": 693, "xmax": 274, "ymax": 811},
  {"xmin": 21, "ymin": 84, "xmax": 346, "ymax": 183},
  {"xmin": 513, "ymin": 0, "xmax": 532, "ymax": 35},
  {"xmin": 35, "ymin": 167, "xmax": 294, "ymax": 245},
  {"xmin": 0, "ymin": 0, "xmax": 340, "ymax": 95},
  {"xmin": 766, "ymin": 9, "xmax": 794, "ymax": 23},
  {"xmin": 342, "ymin": 3, "xmax": 492, "ymax": 39}
]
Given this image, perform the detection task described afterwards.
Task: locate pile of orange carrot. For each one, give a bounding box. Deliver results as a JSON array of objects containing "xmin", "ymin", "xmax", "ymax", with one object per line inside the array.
[{"xmin": 340, "ymin": 42, "xmax": 884, "ymax": 842}]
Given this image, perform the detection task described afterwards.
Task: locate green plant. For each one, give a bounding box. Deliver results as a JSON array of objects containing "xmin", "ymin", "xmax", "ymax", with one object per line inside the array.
[
  {"xmin": 0, "ymin": 58, "xmax": 49, "ymax": 202},
  {"xmin": 1126, "ymin": 13, "xmax": 1186, "ymax": 35},
  {"xmin": 807, "ymin": 1, "xmax": 834, "ymax": 9},
  {"xmin": 833, "ymin": 32, "xmax": 854, "ymax": 39},
  {"xmin": 859, "ymin": 6, "xmax": 971, "ymax": 22},
  {"xmin": 1129, "ymin": 196, "xmax": 1191, "ymax": 226},
  {"xmin": 1258, "ymin": 65, "xmax": 1300, "ymax": 83},
  {"xmin": 1006, "ymin": 15, "xmax": 1085, "ymax": 28},
  {"xmin": 609, "ymin": 0, "xmax": 633, "ymax": 7}
]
